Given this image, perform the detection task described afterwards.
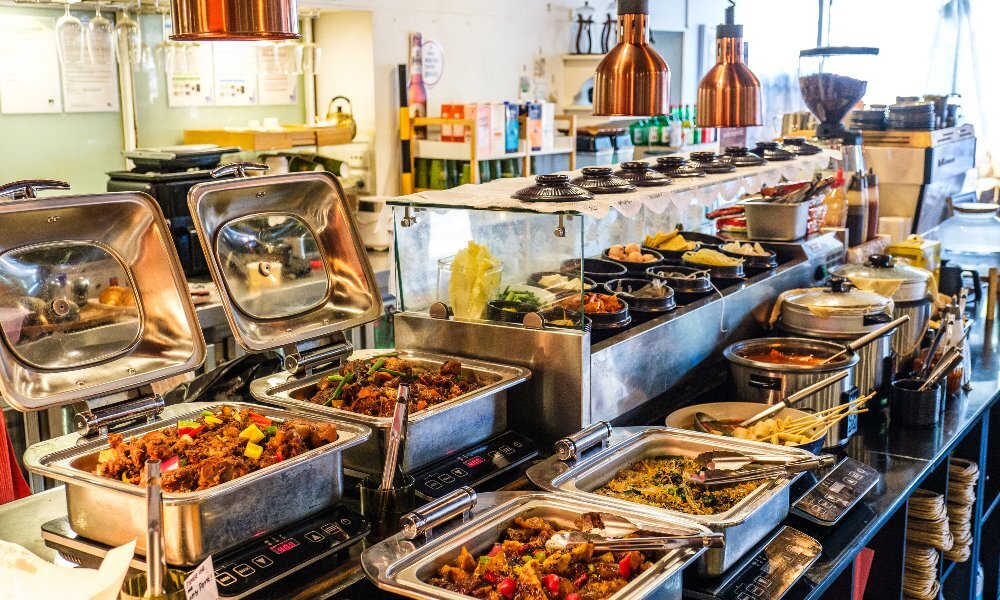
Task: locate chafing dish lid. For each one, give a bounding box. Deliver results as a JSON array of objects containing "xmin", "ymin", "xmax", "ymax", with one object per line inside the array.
[
  {"xmin": 187, "ymin": 166, "xmax": 382, "ymax": 352},
  {"xmin": 784, "ymin": 282, "xmax": 891, "ymax": 314},
  {"xmin": 0, "ymin": 183, "xmax": 205, "ymax": 411}
]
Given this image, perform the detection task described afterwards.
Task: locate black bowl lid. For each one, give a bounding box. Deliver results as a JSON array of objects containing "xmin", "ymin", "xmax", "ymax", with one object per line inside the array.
[
  {"xmin": 570, "ymin": 167, "xmax": 637, "ymax": 194},
  {"xmin": 512, "ymin": 174, "xmax": 594, "ymax": 202},
  {"xmin": 614, "ymin": 162, "xmax": 672, "ymax": 187}
]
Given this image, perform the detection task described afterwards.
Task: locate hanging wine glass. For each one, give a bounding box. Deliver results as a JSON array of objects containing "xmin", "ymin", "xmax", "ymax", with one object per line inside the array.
[
  {"xmin": 55, "ymin": 3, "xmax": 86, "ymax": 65},
  {"xmin": 87, "ymin": 3, "xmax": 115, "ymax": 65},
  {"xmin": 115, "ymin": 4, "xmax": 142, "ymax": 67},
  {"xmin": 301, "ymin": 43, "xmax": 321, "ymax": 75}
]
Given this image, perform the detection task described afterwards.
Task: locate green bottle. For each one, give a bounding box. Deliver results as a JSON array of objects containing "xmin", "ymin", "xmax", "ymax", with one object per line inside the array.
[{"xmin": 631, "ymin": 120, "xmax": 647, "ymax": 145}]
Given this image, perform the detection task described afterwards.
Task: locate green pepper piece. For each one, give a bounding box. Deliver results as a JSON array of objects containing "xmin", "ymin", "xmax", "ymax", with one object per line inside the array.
[
  {"xmin": 326, "ymin": 374, "xmax": 344, "ymax": 381},
  {"xmin": 366, "ymin": 358, "xmax": 387, "ymax": 376},
  {"xmin": 200, "ymin": 410, "xmax": 214, "ymax": 417},
  {"xmin": 370, "ymin": 351, "xmax": 399, "ymax": 359},
  {"xmin": 264, "ymin": 425, "xmax": 278, "ymax": 437},
  {"xmin": 327, "ymin": 372, "xmax": 355, "ymax": 404},
  {"xmin": 379, "ymin": 368, "xmax": 408, "ymax": 378}
]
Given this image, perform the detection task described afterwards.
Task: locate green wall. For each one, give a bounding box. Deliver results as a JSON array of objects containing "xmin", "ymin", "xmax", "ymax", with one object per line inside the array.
[
  {"xmin": 0, "ymin": 7, "xmax": 126, "ymax": 193},
  {"xmin": 0, "ymin": 7, "xmax": 306, "ymax": 194}
]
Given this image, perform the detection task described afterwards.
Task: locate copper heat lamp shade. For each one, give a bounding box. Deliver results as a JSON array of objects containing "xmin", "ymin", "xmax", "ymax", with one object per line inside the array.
[
  {"xmin": 696, "ymin": 5, "xmax": 762, "ymax": 128},
  {"xmin": 593, "ymin": 0, "xmax": 669, "ymax": 117},
  {"xmin": 170, "ymin": 0, "xmax": 300, "ymax": 41}
]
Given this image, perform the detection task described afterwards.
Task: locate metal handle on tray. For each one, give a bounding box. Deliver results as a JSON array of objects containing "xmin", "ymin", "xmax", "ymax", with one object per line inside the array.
[
  {"xmin": 210, "ymin": 161, "xmax": 269, "ymax": 179},
  {"xmin": 74, "ymin": 392, "xmax": 165, "ymax": 437},
  {"xmin": 554, "ymin": 421, "xmax": 612, "ymax": 461},
  {"xmin": 400, "ymin": 487, "xmax": 477, "ymax": 540},
  {"xmin": 0, "ymin": 179, "xmax": 70, "ymax": 200},
  {"xmin": 283, "ymin": 338, "xmax": 354, "ymax": 375}
]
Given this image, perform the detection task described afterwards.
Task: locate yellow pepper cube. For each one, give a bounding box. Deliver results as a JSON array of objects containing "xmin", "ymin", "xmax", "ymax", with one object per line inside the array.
[
  {"xmin": 244, "ymin": 441, "xmax": 263, "ymax": 460},
  {"xmin": 239, "ymin": 424, "xmax": 265, "ymax": 444},
  {"xmin": 203, "ymin": 415, "xmax": 223, "ymax": 426}
]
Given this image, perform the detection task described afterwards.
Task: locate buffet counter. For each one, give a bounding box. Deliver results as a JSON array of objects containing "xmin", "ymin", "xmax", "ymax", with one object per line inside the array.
[{"xmin": 2, "ymin": 303, "xmax": 999, "ymax": 599}]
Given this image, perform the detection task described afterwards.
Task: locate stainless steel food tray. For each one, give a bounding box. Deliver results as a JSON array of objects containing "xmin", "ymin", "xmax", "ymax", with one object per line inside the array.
[
  {"xmin": 362, "ymin": 491, "xmax": 711, "ymax": 600},
  {"xmin": 250, "ymin": 349, "xmax": 530, "ymax": 475},
  {"xmin": 22, "ymin": 402, "xmax": 371, "ymax": 566},
  {"xmin": 527, "ymin": 426, "xmax": 813, "ymax": 576}
]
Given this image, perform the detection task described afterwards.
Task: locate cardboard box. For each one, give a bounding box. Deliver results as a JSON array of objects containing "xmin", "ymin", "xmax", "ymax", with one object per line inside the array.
[
  {"xmin": 489, "ymin": 102, "xmax": 506, "ymax": 157},
  {"xmin": 541, "ymin": 102, "xmax": 555, "ymax": 152},
  {"xmin": 441, "ymin": 104, "xmax": 455, "ymax": 142},
  {"xmin": 505, "ymin": 102, "xmax": 520, "ymax": 154},
  {"xmin": 524, "ymin": 102, "xmax": 542, "ymax": 151}
]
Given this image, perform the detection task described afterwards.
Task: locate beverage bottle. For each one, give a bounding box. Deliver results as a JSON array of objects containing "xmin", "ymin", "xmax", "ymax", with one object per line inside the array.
[
  {"xmin": 630, "ymin": 119, "xmax": 647, "ymax": 145},
  {"xmin": 669, "ymin": 106, "xmax": 682, "ymax": 147},
  {"xmin": 691, "ymin": 105, "xmax": 701, "ymax": 144},
  {"xmin": 647, "ymin": 116, "xmax": 661, "ymax": 145},
  {"xmin": 659, "ymin": 114, "xmax": 671, "ymax": 146},
  {"xmin": 845, "ymin": 173, "xmax": 869, "ymax": 247},
  {"xmin": 682, "ymin": 105, "xmax": 693, "ymax": 146},
  {"xmin": 407, "ymin": 33, "xmax": 428, "ymax": 138}
]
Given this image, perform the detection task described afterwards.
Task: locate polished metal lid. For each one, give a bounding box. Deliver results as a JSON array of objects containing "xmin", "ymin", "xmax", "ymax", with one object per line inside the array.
[
  {"xmin": 785, "ymin": 280, "xmax": 891, "ymax": 313},
  {"xmin": 188, "ymin": 163, "xmax": 382, "ymax": 352},
  {"xmin": 0, "ymin": 180, "xmax": 205, "ymax": 411},
  {"xmin": 834, "ymin": 254, "xmax": 932, "ymax": 283}
]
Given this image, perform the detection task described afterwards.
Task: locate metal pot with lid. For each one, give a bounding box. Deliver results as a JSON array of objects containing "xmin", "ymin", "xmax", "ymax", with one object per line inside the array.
[
  {"xmin": 832, "ymin": 254, "xmax": 933, "ymax": 365},
  {"xmin": 0, "ymin": 178, "xmax": 371, "ymax": 565},
  {"xmin": 777, "ymin": 277, "xmax": 894, "ymax": 403}
]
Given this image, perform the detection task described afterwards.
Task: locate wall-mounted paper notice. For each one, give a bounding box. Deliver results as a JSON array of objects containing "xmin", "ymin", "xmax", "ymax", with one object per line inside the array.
[
  {"xmin": 0, "ymin": 16, "xmax": 62, "ymax": 114},
  {"xmin": 167, "ymin": 44, "xmax": 214, "ymax": 107},
  {"xmin": 257, "ymin": 44, "xmax": 298, "ymax": 105},
  {"xmin": 62, "ymin": 61, "xmax": 120, "ymax": 112},
  {"xmin": 213, "ymin": 43, "xmax": 257, "ymax": 106}
]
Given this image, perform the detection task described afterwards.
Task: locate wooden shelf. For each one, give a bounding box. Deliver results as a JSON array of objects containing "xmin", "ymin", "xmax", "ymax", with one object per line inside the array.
[{"xmin": 184, "ymin": 125, "xmax": 353, "ymax": 151}]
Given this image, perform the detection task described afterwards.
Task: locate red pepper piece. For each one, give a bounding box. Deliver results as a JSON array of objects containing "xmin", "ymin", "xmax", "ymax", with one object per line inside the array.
[
  {"xmin": 177, "ymin": 425, "xmax": 203, "ymax": 437},
  {"xmin": 248, "ymin": 412, "xmax": 272, "ymax": 426},
  {"xmin": 573, "ymin": 572, "xmax": 588, "ymax": 587},
  {"xmin": 482, "ymin": 570, "xmax": 501, "ymax": 584},
  {"xmin": 619, "ymin": 554, "xmax": 632, "ymax": 579},
  {"xmin": 566, "ymin": 594, "xmax": 582, "ymax": 600},
  {"xmin": 161, "ymin": 456, "xmax": 180, "ymax": 472},
  {"xmin": 542, "ymin": 573, "xmax": 561, "ymax": 595},
  {"xmin": 487, "ymin": 543, "xmax": 502, "ymax": 557},
  {"xmin": 497, "ymin": 577, "xmax": 516, "ymax": 598}
]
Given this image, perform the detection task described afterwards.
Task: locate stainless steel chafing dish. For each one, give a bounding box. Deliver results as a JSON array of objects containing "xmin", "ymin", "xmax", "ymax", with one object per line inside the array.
[
  {"xmin": 362, "ymin": 489, "xmax": 713, "ymax": 600},
  {"xmin": 23, "ymin": 402, "xmax": 369, "ymax": 565},
  {"xmin": 251, "ymin": 349, "xmax": 527, "ymax": 474},
  {"xmin": 187, "ymin": 163, "xmax": 529, "ymax": 475},
  {"xmin": 0, "ymin": 179, "xmax": 372, "ymax": 567},
  {"xmin": 527, "ymin": 424, "xmax": 814, "ymax": 576}
]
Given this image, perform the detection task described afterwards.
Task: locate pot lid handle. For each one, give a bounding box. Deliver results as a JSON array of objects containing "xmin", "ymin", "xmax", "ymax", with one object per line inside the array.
[
  {"xmin": 867, "ymin": 254, "xmax": 894, "ymax": 268},
  {"xmin": 210, "ymin": 162, "xmax": 269, "ymax": 179},
  {"xmin": 0, "ymin": 179, "xmax": 70, "ymax": 201},
  {"xmin": 829, "ymin": 276, "xmax": 852, "ymax": 293}
]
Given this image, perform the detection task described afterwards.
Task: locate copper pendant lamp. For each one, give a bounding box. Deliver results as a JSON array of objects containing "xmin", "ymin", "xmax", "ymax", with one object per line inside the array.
[
  {"xmin": 696, "ymin": 1, "xmax": 762, "ymax": 128},
  {"xmin": 170, "ymin": 0, "xmax": 301, "ymax": 41},
  {"xmin": 592, "ymin": 0, "xmax": 670, "ymax": 117}
]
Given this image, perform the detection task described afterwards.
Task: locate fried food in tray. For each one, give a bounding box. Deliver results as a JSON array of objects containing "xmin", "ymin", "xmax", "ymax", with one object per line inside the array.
[
  {"xmin": 95, "ymin": 405, "xmax": 339, "ymax": 493},
  {"xmin": 308, "ymin": 354, "xmax": 485, "ymax": 417},
  {"xmin": 428, "ymin": 512, "xmax": 652, "ymax": 600},
  {"xmin": 596, "ymin": 456, "xmax": 764, "ymax": 516}
]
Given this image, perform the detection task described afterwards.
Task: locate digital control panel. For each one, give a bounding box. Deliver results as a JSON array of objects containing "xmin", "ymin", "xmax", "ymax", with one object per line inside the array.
[
  {"xmin": 208, "ymin": 505, "xmax": 369, "ymax": 598},
  {"xmin": 792, "ymin": 458, "xmax": 879, "ymax": 526},
  {"xmin": 411, "ymin": 431, "xmax": 537, "ymax": 499},
  {"xmin": 685, "ymin": 527, "xmax": 821, "ymax": 600}
]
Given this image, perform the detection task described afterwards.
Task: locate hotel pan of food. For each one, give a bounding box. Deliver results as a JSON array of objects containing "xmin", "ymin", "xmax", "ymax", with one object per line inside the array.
[
  {"xmin": 528, "ymin": 425, "xmax": 820, "ymax": 576},
  {"xmin": 0, "ymin": 179, "xmax": 371, "ymax": 566},
  {"xmin": 362, "ymin": 489, "xmax": 718, "ymax": 600},
  {"xmin": 186, "ymin": 164, "xmax": 529, "ymax": 475}
]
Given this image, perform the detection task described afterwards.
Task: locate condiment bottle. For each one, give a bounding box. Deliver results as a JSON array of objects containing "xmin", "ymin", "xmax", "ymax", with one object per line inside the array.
[
  {"xmin": 846, "ymin": 173, "xmax": 868, "ymax": 247},
  {"xmin": 822, "ymin": 167, "xmax": 848, "ymax": 228},
  {"xmin": 865, "ymin": 168, "xmax": 880, "ymax": 242}
]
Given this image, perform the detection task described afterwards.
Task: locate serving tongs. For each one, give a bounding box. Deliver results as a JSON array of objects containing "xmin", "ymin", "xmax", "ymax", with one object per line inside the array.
[
  {"xmin": 819, "ymin": 314, "xmax": 910, "ymax": 364},
  {"xmin": 377, "ymin": 383, "xmax": 410, "ymax": 510},
  {"xmin": 691, "ymin": 455, "xmax": 836, "ymax": 489},
  {"xmin": 918, "ymin": 346, "xmax": 964, "ymax": 392},
  {"xmin": 695, "ymin": 450, "xmax": 803, "ymax": 471},
  {"xmin": 737, "ymin": 370, "xmax": 850, "ymax": 427},
  {"xmin": 120, "ymin": 459, "xmax": 185, "ymax": 599},
  {"xmin": 546, "ymin": 530, "xmax": 724, "ymax": 553}
]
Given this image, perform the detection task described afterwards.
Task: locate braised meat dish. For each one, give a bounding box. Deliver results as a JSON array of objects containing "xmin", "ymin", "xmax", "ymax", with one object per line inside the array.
[
  {"xmin": 94, "ymin": 405, "xmax": 338, "ymax": 493},
  {"xmin": 307, "ymin": 354, "xmax": 484, "ymax": 417},
  {"xmin": 428, "ymin": 513, "xmax": 652, "ymax": 600},
  {"xmin": 596, "ymin": 456, "xmax": 763, "ymax": 515}
]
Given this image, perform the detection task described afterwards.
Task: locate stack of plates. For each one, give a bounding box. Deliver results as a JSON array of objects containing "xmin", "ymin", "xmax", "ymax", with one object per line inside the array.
[
  {"xmin": 887, "ymin": 101, "xmax": 936, "ymax": 131},
  {"xmin": 850, "ymin": 106, "xmax": 887, "ymax": 130},
  {"xmin": 945, "ymin": 458, "xmax": 980, "ymax": 563}
]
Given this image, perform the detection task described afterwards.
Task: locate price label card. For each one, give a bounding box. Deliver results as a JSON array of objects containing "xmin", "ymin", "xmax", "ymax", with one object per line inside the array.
[
  {"xmin": 185, "ymin": 555, "xmax": 220, "ymax": 600},
  {"xmin": 793, "ymin": 458, "xmax": 879, "ymax": 526},
  {"xmin": 713, "ymin": 527, "xmax": 821, "ymax": 600}
]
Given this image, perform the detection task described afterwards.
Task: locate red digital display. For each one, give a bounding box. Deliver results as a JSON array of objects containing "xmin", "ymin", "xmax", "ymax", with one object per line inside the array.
[
  {"xmin": 463, "ymin": 456, "xmax": 485, "ymax": 468},
  {"xmin": 269, "ymin": 539, "xmax": 300, "ymax": 555}
]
